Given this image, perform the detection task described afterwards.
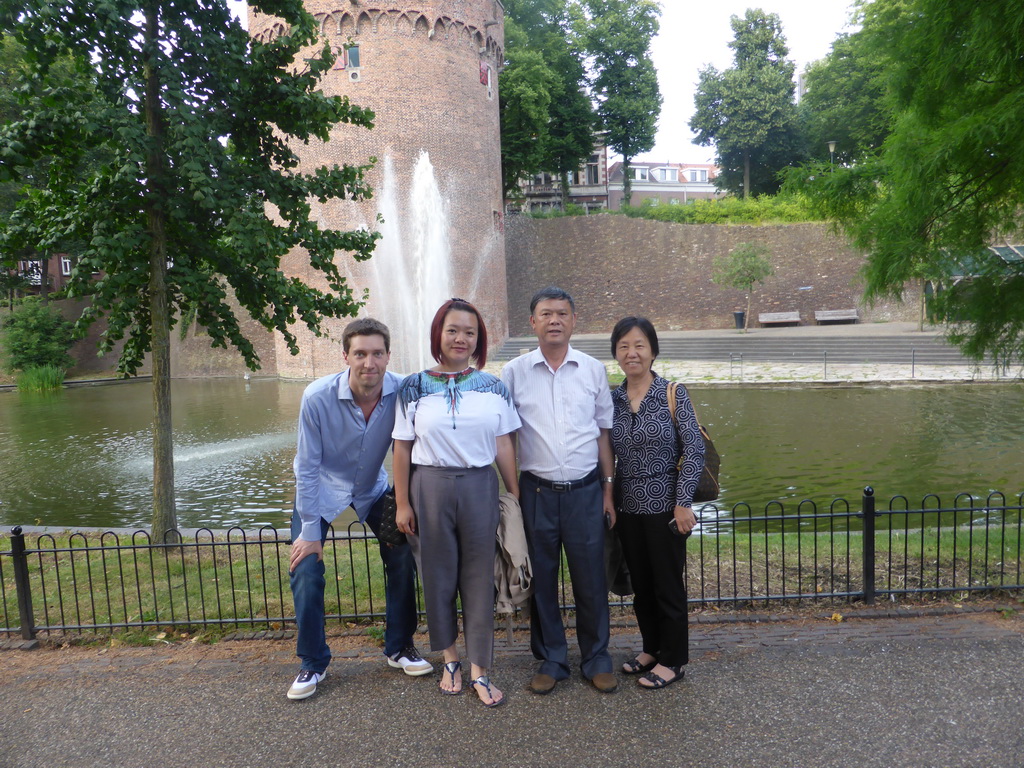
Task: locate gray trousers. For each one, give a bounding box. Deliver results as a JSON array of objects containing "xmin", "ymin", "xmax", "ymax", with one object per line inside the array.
[{"xmin": 411, "ymin": 464, "xmax": 499, "ymax": 669}]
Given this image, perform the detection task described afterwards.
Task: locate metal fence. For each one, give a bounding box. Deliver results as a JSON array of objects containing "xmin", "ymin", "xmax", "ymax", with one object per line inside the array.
[{"xmin": 2, "ymin": 488, "xmax": 1022, "ymax": 639}]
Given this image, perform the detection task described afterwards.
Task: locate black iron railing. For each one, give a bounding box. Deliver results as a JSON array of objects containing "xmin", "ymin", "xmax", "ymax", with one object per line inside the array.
[{"xmin": 2, "ymin": 489, "xmax": 1022, "ymax": 639}]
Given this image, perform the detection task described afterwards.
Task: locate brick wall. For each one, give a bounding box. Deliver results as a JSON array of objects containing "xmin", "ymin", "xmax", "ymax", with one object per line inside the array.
[
  {"xmin": 504, "ymin": 215, "xmax": 919, "ymax": 335},
  {"xmin": 249, "ymin": 1, "xmax": 509, "ymax": 378}
]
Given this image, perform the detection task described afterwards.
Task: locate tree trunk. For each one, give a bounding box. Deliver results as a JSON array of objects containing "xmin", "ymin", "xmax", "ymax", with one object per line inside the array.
[
  {"xmin": 39, "ymin": 254, "xmax": 49, "ymax": 305},
  {"xmin": 560, "ymin": 174, "xmax": 570, "ymax": 210},
  {"xmin": 744, "ymin": 290, "xmax": 752, "ymax": 333},
  {"xmin": 743, "ymin": 150, "xmax": 751, "ymax": 200},
  {"xmin": 622, "ymin": 156, "xmax": 633, "ymax": 207},
  {"xmin": 918, "ymin": 277, "xmax": 925, "ymax": 332},
  {"xmin": 144, "ymin": 3, "xmax": 177, "ymax": 543}
]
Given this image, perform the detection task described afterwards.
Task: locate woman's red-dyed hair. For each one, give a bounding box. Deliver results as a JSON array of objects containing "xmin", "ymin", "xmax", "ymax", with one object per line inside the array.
[{"xmin": 429, "ymin": 298, "xmax": 488, "ymax": 369}]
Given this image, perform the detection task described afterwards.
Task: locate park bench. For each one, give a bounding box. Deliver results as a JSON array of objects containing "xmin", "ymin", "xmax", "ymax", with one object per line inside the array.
[
  {"xmin": 758, "ymin": 311, "xmax": 801, "ymax": 327},
  {"xmin": 814, "ymin": 309, "xmax": 859, "ymax": 325}
]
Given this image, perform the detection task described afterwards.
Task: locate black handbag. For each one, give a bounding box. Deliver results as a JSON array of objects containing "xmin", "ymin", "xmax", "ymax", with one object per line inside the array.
[
  {"xmin": 376, "ymin": 489, "xmax": 407, "ymax": 547},
  {"xmin": 667, "ymin": 382, "xmax": 721, "ymax": 503}
]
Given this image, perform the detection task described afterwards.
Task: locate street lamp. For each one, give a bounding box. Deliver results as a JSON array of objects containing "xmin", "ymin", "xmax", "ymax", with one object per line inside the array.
[{"xmin": 827, "ymin": 140, "xmax": 837, "ymax": 168}]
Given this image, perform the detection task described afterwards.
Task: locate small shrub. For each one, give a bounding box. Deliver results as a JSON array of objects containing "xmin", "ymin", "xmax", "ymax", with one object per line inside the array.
[{"xmin": 0, "ymin": 297, "xmax": 76, "ymax": 373}]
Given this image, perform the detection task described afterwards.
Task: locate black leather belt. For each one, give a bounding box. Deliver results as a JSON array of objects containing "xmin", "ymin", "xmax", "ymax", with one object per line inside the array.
[{"xmin": 522, "ymin": 469, "xmax": 599, "ymax": 492}]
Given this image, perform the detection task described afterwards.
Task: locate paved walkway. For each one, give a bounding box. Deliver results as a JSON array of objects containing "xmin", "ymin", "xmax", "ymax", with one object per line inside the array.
[
  {"xmin": 3, "ymin": 605, "xmax": 1022, "ymax": 767},
  {"xmin": 491, "ymin": 322, "xmax": 1024, "ymax": 384}
]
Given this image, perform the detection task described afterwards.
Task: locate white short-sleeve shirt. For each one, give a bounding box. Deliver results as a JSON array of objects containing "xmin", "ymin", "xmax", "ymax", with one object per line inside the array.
[{"xmin": 393, "ymin": 371, "xmax": 521, "ymax": 468}]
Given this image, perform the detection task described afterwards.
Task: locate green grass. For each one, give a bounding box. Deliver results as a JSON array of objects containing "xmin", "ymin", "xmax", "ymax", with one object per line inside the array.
[
  {"xmin": 2, "ymin": 523, "xmax": 1020, "ymax": 640},
  {"xmin": 0, "ymin": 529, "xmax": 395, "ymax": 640},
  {"xmin": 15, "ymin": 365, "xmax": 66, "ymax": 391}
]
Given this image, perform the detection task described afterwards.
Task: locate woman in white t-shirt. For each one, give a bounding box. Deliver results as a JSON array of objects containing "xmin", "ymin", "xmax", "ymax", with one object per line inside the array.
[{"xmin": 393, "ymin": 298, "xmax": 520, "ymax": 709}]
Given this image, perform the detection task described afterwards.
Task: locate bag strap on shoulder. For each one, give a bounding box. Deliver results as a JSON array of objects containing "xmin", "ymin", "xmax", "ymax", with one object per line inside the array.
[{"xmin": 667, "ymin": 381, "xmax": 677, "ymax": 424}]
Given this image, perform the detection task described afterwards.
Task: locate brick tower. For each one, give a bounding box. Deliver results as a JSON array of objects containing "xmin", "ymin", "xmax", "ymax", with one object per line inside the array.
[{"xmin": 248, "ymin": 1, "xmax": 508, "ymax": 377}]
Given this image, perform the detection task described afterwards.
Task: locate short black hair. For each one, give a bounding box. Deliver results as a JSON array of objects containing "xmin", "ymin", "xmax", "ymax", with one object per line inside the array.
[
  {"xmin": 529, "ymin": 285, "xmax": 575, "ymax": 315},
  {"xmin": 610, "ymin": 316, "xmax": 660, "ymax": 358}
]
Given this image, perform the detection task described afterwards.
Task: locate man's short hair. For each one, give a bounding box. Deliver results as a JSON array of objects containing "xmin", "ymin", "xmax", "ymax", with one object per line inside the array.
[
  {"xmin": 529, "ymin": 285, "xmax": 576, "ymax": 315},
  {"xmin": 342, "ymin": 318, "xmax": 391, "ymax": 354}
]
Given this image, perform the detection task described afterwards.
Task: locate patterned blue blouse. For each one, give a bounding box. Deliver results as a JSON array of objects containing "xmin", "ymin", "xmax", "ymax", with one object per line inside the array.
[{"xmin": 611, "ymin": 374, "xmax": 705, "ymax": 514}]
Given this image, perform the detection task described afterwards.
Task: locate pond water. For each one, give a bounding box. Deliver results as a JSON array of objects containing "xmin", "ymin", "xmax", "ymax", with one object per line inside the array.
[{"xmin": 1, "ymin": 379, "xmax": 1022, "ymax": 530}]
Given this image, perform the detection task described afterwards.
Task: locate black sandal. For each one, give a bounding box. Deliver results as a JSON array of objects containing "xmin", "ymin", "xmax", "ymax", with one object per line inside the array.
[
  {"xmin": 622, "ymin": 656, "xmax": 657, "ymax": 675},
  {"xmin": 638, "ymin": 665, "xmax": 685, "ymax": 690}
]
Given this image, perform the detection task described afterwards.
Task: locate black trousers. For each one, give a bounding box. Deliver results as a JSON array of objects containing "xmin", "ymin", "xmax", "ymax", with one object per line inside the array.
[{"xmin": 617, "ymin": 510, "xmax": 689, "ymax": 667}]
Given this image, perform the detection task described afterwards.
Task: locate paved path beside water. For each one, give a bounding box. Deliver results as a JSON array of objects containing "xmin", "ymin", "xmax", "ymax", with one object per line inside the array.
[{"xmin": 2, "ymin": 606, "xmax": 1022, "ymax": 767}]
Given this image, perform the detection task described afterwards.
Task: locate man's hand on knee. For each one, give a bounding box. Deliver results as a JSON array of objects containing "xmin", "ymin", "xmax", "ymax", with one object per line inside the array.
[{"xmin": 290, "ymin": 538, "xmax": 324, "ymax": 572}]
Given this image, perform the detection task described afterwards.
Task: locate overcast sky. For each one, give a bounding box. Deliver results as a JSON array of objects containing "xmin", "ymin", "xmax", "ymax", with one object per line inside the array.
[
  {"xmin": 229, "ymin": 1, "xmax": 857, "ymax": 165},
  {"xmin": 642, "ymin": 0, "xmax": 857, "ymax": 164}
]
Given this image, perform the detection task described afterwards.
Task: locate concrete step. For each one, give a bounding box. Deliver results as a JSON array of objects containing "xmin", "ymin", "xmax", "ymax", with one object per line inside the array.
[{"xmin": 494, "ymin": 334, "xmax": 986, "ymax": 366}]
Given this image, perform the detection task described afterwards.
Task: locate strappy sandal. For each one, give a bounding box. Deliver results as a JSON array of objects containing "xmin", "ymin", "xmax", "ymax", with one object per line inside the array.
[
  {"xmin": 638, "ymin": 665, "xmax": 685, "ymax": 690},
  {"xmin": 469, "ymin": 675, "xmax": 506, "ymax": 708},
  {"xmin": 622, "ymin": 656, "xmax": 657, "ymax": 675},
  {"xmin": 440, "ymin": 661, "xmax": 463, "ymax": 696}
]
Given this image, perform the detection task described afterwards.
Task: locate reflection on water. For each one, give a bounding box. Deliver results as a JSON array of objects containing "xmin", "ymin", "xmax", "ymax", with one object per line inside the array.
[
  {"xmin": 0, "ymin": 379, "xmax": 305, "ymax": 530},
  {"xmin": 1, "ymin": 379, "xmax": 1022, "ymax": 530}
]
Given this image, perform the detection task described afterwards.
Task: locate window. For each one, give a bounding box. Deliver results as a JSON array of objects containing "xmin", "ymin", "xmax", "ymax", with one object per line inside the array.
[
  {"xmin": 631, "ymin": 167, "xmax": 648, "ymax": 181},
  {"xmin": 689, "ymin": 169, "xmax": 708, "ymax": 182},
  {"xmin": 655, "ymin": 168, "xmax": 678, "ymax": 182},
  {"xmin": 61, "ymin": 256, "xmax": 72, "ymax": 276},
  {"xmin": 346, "ymin": 45, "xmax": 360, "ymax": 69},
  {"xmin": 668, "ymin": 198, "xmax": 681, "ymax": 205},
  {"xmin": 586, "ymin": 155, "xmax": 600, "ymax": 185}
]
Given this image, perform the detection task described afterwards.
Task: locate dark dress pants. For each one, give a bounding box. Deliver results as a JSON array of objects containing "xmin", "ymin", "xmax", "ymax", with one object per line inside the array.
[
  {"xmin": 520, "ymin": 472, "xmax": 612, "ymax": 680},
  {"xmin": 617, "ymin": 509, "xmax": 689, "ymax": 667}
]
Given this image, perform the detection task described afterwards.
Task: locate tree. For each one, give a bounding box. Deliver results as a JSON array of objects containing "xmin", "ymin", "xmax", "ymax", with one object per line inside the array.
[
  {"xmin": 798, "ymin": 32, "xmax": 890, "ymax": 166},
  {"xmin": 0, "ymin": 298, "xmax": 75, "ymax": 373},
  {"xmin": 793, "ymin": 0, "xmax": 1024, "ymax": 364},
  {"xmin": 0, "ymin": 1, "xmax": 379, "ymax": 539},
  {"xmin": 500, "ymin": 0, "xmax": 595, "ymax": 204},
  {"xmin": 691, "ymin": 9, "xmax": 802, "ymax": 198},
  {"xmin": 580, "ymin": 0, "xmax": 661, "ymax": 206},
  {"xmin": 0, "ymin": 36, "xmax": 108, "ymax": 304},
  {"xmin": 712, "ymin": 242, "xmax": 774, "ymax": 332},
  {"xmin": 499, "ymin": 37, "xmax": 558, "ymax": 198}
]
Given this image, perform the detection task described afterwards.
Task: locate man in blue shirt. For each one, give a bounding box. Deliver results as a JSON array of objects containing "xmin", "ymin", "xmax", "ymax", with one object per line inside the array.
[{"xmin": 287, "ymin": 318, "xmax": 431, "ymax": 700}]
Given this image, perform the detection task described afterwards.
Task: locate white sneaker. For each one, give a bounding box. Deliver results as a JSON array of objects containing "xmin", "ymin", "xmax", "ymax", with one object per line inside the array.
[
  {"xmin": 387, "ymin": 646, "xmax": 433, "ymax": 676},
  {"xmin": 287, "ymin": 669, "xmax": 326, "ymax": 700}
]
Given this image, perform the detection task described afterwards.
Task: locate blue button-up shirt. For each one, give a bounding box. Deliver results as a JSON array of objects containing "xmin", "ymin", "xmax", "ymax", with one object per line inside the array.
[{"xmin": 293, "ymin": 369, "xmax": 401, "ymax": 542}]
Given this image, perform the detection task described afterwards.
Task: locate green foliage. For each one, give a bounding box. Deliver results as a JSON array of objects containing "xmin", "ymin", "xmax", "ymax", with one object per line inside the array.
[
  {"xmin": 712, "ymin": 243, "xmax": 774, "ymax": 293},
  {"xmin": 798, "ymin": 31, "xmax": 891, "ymax": 165},
  {"xmin": 793, "ymin": 0, "xmax": 1024, "ymax": 363},
  {"xmin": 0, "ymin": 298, "xmax": 75, "ymax": 373},
  {"xmin": 579, "ymin": 0, "xmax": 661, "ymax": 206},
  {"xmin": 1, "ymin": 0, "xmax": 379, "ymax": 376},
  {"xmin": 499, "ymin": 42, "xmax": 559, "ymax": 197},
  {"xmin": 16, "ymin": 364, "xmax": 66, "ymax": 391},
  {"xmin": 690, "ymin": 9, "xmax": 803, "ymax": 197},
  {"xmin": 501, "ymin": 1, "xmax": 597, "ymax": 201},
  {"xmin": 620, "ymin": 195, "xmax": 821, "ymax": 225}
]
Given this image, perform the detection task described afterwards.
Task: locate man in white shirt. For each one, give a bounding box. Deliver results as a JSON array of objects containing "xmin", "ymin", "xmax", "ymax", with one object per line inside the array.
[{"xmin": 501, "ymin": 286, "xmax": 618, "ymax": 694}]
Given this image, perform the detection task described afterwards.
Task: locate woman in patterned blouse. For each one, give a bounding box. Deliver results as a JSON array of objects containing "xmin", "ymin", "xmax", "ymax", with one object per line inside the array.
[{"xmin": 610, "ymin": 317, "xmax": 705, "ymax": 689}]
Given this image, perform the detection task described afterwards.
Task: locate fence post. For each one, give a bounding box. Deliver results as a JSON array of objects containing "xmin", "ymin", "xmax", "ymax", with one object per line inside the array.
[
  {"xmin": 10, "ymin": 526, "xmax": 37, "ymax": 640},
  {"xmin": 861, "ymin": 488, "xmax": 876, "ymax": 605}
]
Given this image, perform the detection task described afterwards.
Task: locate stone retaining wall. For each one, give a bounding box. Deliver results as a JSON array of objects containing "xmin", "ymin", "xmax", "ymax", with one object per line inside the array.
[{"xmin": 504, "ymin": 214, "xmax": 919, "ymax": 335}]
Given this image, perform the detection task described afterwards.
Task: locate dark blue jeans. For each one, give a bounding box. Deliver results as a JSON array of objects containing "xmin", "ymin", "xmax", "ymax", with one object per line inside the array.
[{"xmin": 290, "ymin": 492, "xmax": 419, "ymax": 673}]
